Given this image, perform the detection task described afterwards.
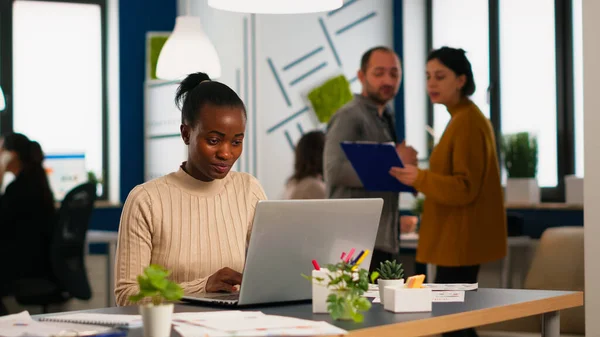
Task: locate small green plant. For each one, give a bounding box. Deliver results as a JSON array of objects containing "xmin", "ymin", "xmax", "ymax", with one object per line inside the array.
[
  {"xmin": 87, "ymin": 171, "xmax": 99, "ymax": 184},
  {"xmin": 129, "ymin": 264, "xmax": 184, "ymax": 306},
  {"xmin": 502, "ymin": 132, "xmax": 538, "ymax": 178},
  {"xmin": 412, "ymin": 197, "xmax": 425, "ymax": 216},
  {"xmin": 303, "ymin": 262, "xmax": 371, "ymax": 322},
  {"xmin": 376, "ymin": 260, "xmax": 404, "ymax": 280}
]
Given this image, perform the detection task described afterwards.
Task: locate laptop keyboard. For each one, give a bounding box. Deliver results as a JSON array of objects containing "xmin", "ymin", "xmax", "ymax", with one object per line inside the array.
[{"xmin": 210, "ymin": 294, "xmax": 239, "ymax": 301}]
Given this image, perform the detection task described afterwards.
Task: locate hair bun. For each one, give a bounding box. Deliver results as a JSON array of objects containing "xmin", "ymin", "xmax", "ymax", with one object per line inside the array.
[{"xmin": 175, "ymin": 72, "xmax": 211, "ymax": 110}]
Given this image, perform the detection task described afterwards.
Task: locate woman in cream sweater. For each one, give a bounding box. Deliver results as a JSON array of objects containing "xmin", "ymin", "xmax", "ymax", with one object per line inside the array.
[{"xmin": 114, "ymin": 73, "xmax": 267, "ymax": 306}]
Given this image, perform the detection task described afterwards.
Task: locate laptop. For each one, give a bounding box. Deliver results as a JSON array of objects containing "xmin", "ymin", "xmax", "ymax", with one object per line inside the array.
[{"xmin": 182, "ymin": 198, "xmax": 383, "ymax": 306}]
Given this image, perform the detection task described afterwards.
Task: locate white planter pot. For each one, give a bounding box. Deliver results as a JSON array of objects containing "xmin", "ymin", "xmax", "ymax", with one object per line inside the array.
[
  {"xmin": 506, "ymin": 178, "xmax": 540, "ymax": 204},
  {"xmin": 139, "ymin": 303, "xmax": 174, "ymax": 337},
  {"xmin": 377, "ymin": 279, "xmax": 404, "ymax": 304},
  {"xmin": 565, "ymin": 175, "xmax": 584, "ymax": 204}
]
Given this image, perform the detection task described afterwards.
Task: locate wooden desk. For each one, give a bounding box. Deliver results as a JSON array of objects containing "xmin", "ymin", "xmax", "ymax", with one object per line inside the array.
[{"xmin": 42, "ymin": 289, "xmax": 582, "ymax": 337}]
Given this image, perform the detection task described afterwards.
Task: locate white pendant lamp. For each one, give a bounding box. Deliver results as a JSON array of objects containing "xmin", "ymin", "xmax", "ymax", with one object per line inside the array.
[
  {"xmin": 208, "ymin": 0, "xmax": 343, "ymax": 14},
  {"xmin": 156, "ymin": 1, "xmax": 221, "ymax": 80}
]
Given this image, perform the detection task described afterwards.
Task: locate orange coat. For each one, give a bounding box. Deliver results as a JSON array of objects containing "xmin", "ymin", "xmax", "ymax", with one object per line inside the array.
[{"xmin": 413, "ymin": 99, "xmax": 507, "ymax": 266}]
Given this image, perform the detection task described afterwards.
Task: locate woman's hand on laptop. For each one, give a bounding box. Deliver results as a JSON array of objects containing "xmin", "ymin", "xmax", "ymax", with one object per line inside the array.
[{"xmin": 206, "ymin": 267, "xmax": 243, "ymax": 293}]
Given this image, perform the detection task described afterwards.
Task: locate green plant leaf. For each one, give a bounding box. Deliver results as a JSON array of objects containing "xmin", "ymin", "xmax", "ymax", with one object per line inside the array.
[
  {"xmin": 163, "ymin": 281, "xmax": 184, "ymax": 301},
  {"xmin": 326, "ymin": 294, "xmax": 344, "ymax": 320},
  {"xmin": 128, "ymin": 293, "xmax": 145, "ymax": 303},
  {"xmin": 370, "ymin": 271, "xmax": 379, "ymax": 283},
  {"xmin": 130, "ymin": 264, "xmax": 183, "ymax": 304},
  {"xmin": 354, "ymin": 296, "xmax": 372, "ymax": 311}
]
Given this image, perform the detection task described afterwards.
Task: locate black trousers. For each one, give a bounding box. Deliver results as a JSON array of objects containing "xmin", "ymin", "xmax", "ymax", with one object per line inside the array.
[
  {"xmin": 435, "ymin": 265, "xmax": 481, "ymax": 337},
  {"xmin": 368, "ymin": 249, "xmax": 402, "ymax": 275}
]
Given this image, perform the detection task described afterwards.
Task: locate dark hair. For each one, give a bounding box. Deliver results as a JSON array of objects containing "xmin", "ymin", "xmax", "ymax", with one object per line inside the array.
[
  {"xmin": 4, "ymin": 133, "xmax": 44, "ymax": 166},
  {"xmin": 3, "ymin": 132, "xmax": 54, "ymax": 203},
  {"xmin": 360, "ymin": 46, "xmax": 396, "ymax": 72},
  {"xmin": 289, "ymin": 131, "xmax": 325, "ymax": 182},
  {"xmin": 175, "ymin": 72, "xmax": 246, "ymax": 126},
  {"xmin": 427, "ymin": 46, "xmax": 476, "ymax": 96}
]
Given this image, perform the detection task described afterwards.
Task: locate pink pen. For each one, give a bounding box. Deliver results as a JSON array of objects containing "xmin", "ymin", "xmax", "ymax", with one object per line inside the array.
[
  {"xmin": 345, "ymin": 248, "xmax": 356, "ymax": 263},
  {"xmin": 312, "ymin": 259, "xmax": 321, "ymax": 270},
  {"xmin": 341, "ymin": 252, "xmax": 346, "ymax": 260}
]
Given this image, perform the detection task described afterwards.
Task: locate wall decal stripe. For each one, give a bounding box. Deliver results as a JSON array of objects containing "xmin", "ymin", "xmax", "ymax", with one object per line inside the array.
[
  {"xmin": 289, "ymin": 61, "xmax": 328, "ymax": 86},
  {"xmin": 267, "ymin": 106, "xmax": 309, "ymax": 134},
  {"xmin": 336, "ymin": 11, "xmax": 377, "ymax": 35},
  {"xmin": 327, "ymin": 0, "xmax": 358, "ymax": 17},
  {"xmin": 283, "ymin": 46, "xmax": 324, "ymax": 71},
  {"xmin": 284, "ymin": 130, "xmax": 295, "ymax": 151},
  {"xmin": 267, "ymin": 58, "xmax": 292, "ymax": 107},
  {"xmin": 318, "ymin": 18, "xmax": 342, "ymax": 67}
]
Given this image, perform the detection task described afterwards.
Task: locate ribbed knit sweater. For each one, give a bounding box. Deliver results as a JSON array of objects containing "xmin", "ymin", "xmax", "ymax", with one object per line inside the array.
[{"xmin": 114, "ymin": 166, "xmax": 267, "ymax": 306}]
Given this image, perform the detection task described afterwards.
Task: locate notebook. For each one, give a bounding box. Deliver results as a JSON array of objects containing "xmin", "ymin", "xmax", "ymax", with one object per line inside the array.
[
  {"xmin": 340, "ymin": 141, "xmax": 417, "ymax": 193},
  {"xmin": 39, "ymin": 313, "xmax": 143, "ymax": 328}
]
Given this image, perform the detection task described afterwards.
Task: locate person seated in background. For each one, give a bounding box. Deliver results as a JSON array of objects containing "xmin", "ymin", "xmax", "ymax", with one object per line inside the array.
[
  {"xmin": 114, "ymin": 72, "xmax": 267, "ymax": 306},
  {"xmin": 0, "ymin": 133, "xmax": 56, "ymax": 314},
  {"xmin": 283, "ymin": 130, "xmax": 326, "ymax": 200}
]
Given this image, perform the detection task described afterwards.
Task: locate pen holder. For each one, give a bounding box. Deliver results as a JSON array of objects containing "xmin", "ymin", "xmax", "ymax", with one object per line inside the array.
[
  {"xmin": 383, "ymin": 287, "xmax": 432, "ymax": 313},
  {"xmin": 311, "ymin": 270, "xmax": 332, "ymax": 314}
]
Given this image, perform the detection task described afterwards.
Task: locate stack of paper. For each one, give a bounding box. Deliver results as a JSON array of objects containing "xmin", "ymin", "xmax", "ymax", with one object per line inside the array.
[
  {"xmin": 172, "ymin": 311, "xmax": 347, "ymax": 336},
  {"xmin": 422, "ymin": 283, "xmax": 478, "ymax": 291},
  {"xmin": 0, "ymin": 311, "xmax": 113, "ymax": 337}
]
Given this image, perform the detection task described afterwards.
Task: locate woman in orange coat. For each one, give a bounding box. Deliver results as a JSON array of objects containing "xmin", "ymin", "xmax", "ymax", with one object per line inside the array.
[{"xmin": 390, "ymin": 47, "xmax": 506, "ymax": 336}]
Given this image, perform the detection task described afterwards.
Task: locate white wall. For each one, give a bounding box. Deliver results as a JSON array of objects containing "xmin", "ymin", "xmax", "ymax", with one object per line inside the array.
[
  {"xmin": 583, "ymin": 0, "xmax": 600, "ymax": 334},
  {"xmin": 255, "ymin": 1, "xmax": 393, "ymax": 198},
  {"xmin": 174, "ymin": 0, "xmax": 393, "ymax": 199}
]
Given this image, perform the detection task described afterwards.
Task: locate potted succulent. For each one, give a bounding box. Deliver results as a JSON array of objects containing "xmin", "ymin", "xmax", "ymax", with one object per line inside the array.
[
  {"xmin": 129, "ymin": 264, "xmax": 184, "ymax": 337},
  {"xmin": 502, "ymin": 132, "xmax": 539, "ymax": 203},
  {"xmin": 373, "ymin": 260, "xmax": 404, "ymax": 304},
  {"xmin": 304, "ymin": 262, "xmax": 372, "ymax": 322}
]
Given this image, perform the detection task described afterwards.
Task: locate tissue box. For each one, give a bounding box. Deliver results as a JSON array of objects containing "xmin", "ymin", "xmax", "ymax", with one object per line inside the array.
[{"xmin": 383, "ymin": 287, "xmax": 432, "ymax": 313}]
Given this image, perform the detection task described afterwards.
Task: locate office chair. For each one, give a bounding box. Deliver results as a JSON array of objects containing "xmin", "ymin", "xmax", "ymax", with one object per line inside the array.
[
  {"xmin": 13, "ymin": 182, "xmax": 97, "ymax": 313},
  {"xmin": 480, "ymin": 226, "xmax": 584, "ymax": 337}
]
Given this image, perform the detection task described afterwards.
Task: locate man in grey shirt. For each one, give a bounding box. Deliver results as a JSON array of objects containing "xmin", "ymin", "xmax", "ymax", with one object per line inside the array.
[{"xmin": 324, "ymin": 46, "xmax": 417, "ymax": 273}]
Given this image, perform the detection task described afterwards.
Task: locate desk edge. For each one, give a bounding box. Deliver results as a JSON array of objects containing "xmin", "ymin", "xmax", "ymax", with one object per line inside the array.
[{"xmin": 324, "ymin": 291, "xmax": 584, "ymax": 337}]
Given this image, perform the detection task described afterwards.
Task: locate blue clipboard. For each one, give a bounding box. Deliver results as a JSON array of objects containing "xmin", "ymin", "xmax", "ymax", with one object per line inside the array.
[{"xmin": 340, "ymin": 142, "xmax": 417, "ymax": 193}]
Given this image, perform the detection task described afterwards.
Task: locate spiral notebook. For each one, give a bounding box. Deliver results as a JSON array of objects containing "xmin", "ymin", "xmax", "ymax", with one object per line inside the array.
[{"xmin": 39, "ymin": 313, "xmax": 143, "ymax": 328}]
